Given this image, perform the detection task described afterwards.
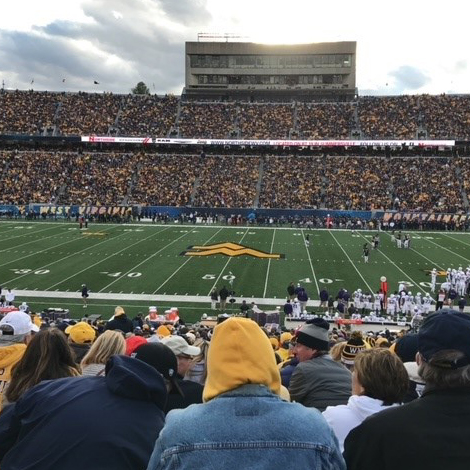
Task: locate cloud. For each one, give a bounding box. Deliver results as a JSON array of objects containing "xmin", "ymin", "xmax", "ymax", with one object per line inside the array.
[
  {"xmin": 389, "ymin": 65, "xmax": 430, "ymax": 91},
  {"xmin": 453, "ymin": 60, "xmax": 467, "ymax": 73},
  {"xmin": 0, "ymin": 0, "xmax": 211, "ymax": 94}
]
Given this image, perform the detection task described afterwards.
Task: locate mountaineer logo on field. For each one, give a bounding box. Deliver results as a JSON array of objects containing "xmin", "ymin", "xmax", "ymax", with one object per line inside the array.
[{"xmin": 181, "ymin": 242, "xmax": 284, "ymax": 259}]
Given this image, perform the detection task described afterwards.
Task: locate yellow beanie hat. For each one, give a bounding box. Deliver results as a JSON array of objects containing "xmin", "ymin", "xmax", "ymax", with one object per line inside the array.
[
  {"xmin": 156, "ymin": 325, "xmax": 171, "ymax": 338},
  {"xmin": 203, "ymin": 317, "xmax": 281, "ymax": 402},
  {"xmin": 269, "ymin": 337, "xmax": 279, "ymax": 350}
]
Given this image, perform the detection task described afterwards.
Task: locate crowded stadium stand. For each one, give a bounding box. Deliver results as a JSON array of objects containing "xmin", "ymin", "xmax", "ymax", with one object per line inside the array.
[{"xmin": 1, "ymin": 72, "xmax": 470, "ymax": 217}]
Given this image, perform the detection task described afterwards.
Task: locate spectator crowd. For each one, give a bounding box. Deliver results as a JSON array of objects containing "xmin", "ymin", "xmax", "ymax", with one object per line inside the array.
[
  {"xmin": 0, "ymin": 150, "xmax": 468, "ymax": 212},
  {"xmin": 1, "ymin": 89, "xmax": 470, "ymax": 139},
  {"xmin": 0, "ymin": 299, "xmax": 469, "ymax": 469}
]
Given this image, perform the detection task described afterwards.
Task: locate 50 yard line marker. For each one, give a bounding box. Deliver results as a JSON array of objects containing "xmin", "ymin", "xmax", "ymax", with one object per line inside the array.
[
  {"xmin": 153, "ymin": 227, "xmax": 224, "ymax": 294},
  {"xmin": 208, "ymin": 228, "xmax": 251, "ymax": 296}
]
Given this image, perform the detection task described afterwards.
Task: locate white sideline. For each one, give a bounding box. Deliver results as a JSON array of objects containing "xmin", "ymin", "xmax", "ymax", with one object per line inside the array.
[{"xmin": 13, "ymin": 288, "xmax": 321, "ymax": 307}]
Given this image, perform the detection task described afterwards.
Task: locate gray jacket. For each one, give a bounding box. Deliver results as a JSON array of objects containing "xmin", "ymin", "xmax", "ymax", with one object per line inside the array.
[{"xmin": 289, "ymin": 355, "xmax": 351, "ymax": 411}]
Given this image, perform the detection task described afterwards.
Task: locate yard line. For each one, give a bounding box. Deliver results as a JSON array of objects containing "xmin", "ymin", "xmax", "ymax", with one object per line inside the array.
[
  {"xmin": 0, "ymin": 226, "xmax": 116, "ymax": 268},
  {"xmin": 46, "ymin": 227, "xmax": 171, "ymax": 291},
  {"xmin": 263, "ymin": 228, "xmax": 277, "ymax": 298},
  {"xmin": 302, "ymin": 229, "xmax": 320, "ymax": 296},
  {"xmin": 153, "ymin": 227, "xmax": 224, "ymax": 294},
  {"xmin": 99, "ymin": 228, "xmax": 190, "ymax": 292},
  {"xmin": 425, "ymin": 235, "xmax": 470, "ymax": 263},
  {"xmin": 441, "ymin": 233, "xmax": 470, "ymax": 251},
  {"xmin": 328, "ymin": 230, "xmax": 374, "ymax": 293},
  {"xmin": 0, "ymin": 224, "xmax": 58, "ymax": 242},
  {"xmin": 0, "ymin": 226, "xmax": 61, "ymax": 253},
  {"xmin": 12, "ymin": 288, "xmax": 320, "ymax": 311},
  {"xmin": 208, "ymin": 228, "xmax": 251, "ymax": 296},
  {"xmin": 357, "ymin": 232, "xmax": 427, "ymax": 293},
  {"xmin": 6, "ymin": 226, "xmax": 127, "ymax": 286},
  {"xmin": 409, "ymin": 247, "xmax": 445, "ymax": 270}
]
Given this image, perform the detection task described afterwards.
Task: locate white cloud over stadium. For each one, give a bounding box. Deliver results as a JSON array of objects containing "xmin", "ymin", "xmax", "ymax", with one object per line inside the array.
[{"xmin": 0, "ymin": 0, "xmax": 468, "ymax": 96}]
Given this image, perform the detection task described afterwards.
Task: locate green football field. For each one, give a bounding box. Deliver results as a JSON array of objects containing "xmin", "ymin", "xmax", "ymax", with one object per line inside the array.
[{"xmin": 0, "ymin": 221, "xmax": 468, "ymax": 322}]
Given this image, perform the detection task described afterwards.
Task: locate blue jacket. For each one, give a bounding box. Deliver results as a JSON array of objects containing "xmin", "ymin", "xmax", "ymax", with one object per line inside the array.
[
  {"xmin": 283, "ymin": 302, "xmax": 293, "ymax": 315},
  {"xmin": 146, "ymin": 384, "xmax": 345, "ymax": 470},
  {"xmin": 297, "ymin": 289, "xmax": 309, "ymax": 302},
  {"xmin": 280, "ymin": 357, "xmax": 299, "ymax": 387},
  {"xmin": 320, "ymin": 289, "xmax": 329, "ymax": 302},
  {"xmin": 0, "ymin": 355, "xmax": 167, "ymax": 470}
]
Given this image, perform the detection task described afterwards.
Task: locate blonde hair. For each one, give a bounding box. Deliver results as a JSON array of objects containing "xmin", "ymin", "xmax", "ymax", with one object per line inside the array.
[
  {"xmin": 188, "ymin": 338, "xmax": 210, "ymax": 384},
  {"xmin": 329, "ymin": 341, "xmax": 347, "ymax": 362},
  {"xmin": 81, "ymin": 330, "xmax": 126, "ymax": 367}
]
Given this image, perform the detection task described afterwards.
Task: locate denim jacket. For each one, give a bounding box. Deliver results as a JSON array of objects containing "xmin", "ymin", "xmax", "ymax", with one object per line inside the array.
[{"xmin": 147, "ymin": 384, "xmax": 345, "ymax": 470}]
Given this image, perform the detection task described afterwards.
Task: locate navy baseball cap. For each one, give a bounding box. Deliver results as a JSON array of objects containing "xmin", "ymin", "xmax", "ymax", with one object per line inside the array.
[{"xmin": 418, "ymin": 310, "xmax": 470, "ymax": 369}]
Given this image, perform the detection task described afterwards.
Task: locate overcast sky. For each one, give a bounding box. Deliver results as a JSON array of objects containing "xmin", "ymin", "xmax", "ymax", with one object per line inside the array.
[{"xmin": 0, "ymin": 0, "xmax": 468, "ymax": 96}]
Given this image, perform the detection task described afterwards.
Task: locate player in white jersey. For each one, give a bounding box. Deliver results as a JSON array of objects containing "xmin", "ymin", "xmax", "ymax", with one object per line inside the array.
[
  {"xmin": 373, "ymin": 292, "xmax": 382, "ymax": 314},
  {"xmin": 457, "ymin": 270, "xmax": 466, "ymax": 296},
  {"xmin": 451, "ymin": 269, "xmax": 457, "ymax": 288},
  {"xmin": 446, "ymin": 268, "xmax": 452, "ymax": 284},
  {"xmin": 422, "ymin": 292, "xmax": 435, "ymax": 314},
  {"xmin": 403, "ymin": 291, "xmax": 414, "ymax": 315},
  {"xmin": 292, "ymin": 299, "xmax": 301, "ymax": 318},
  {"xmin": 415, "ymin": 292, "xmax": 422, "ymax": 307},
  {"xmin": 430, "ymin": 268, "xmax": 437, "ymax": 293},
  {"xmin": 387, "ymin": 294, "xmax": 398, "ymax": 316},
  {"xmin": 441, "ymin": 281, "xmax": 451, "ymax": 293},
  {"xmin": 353, "ymin": 289, "xmax": 362, "ymax": 310},
  {"xmin": 403, "ymin": 235, "xmax": 410, "ymax": 249}
]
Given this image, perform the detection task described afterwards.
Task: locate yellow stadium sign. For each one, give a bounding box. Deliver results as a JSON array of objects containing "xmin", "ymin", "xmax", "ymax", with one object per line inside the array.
[{"xmin": 182, "ymin": 242, "xmax": 284, "ymax": 259}]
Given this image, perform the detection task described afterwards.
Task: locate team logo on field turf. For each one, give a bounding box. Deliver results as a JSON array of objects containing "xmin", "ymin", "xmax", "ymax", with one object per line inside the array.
[
  {"xmin": 424, "ymin": 269, "xmax": 447, "ymax": 277},
  {"xmin": 181, "ymin": 242, "xmax": 284, "ymax": 259}
]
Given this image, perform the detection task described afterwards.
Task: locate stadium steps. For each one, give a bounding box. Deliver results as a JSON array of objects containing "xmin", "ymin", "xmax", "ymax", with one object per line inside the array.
[
  {"xmin": 291, "ymin": 101, "xmax": 299, "ymax": 135},
  {"xmin": 454, "ymin": 165, "xmax": 469, "ymax": 209},
  {"xmin": 174, "ymin": 99, "xmax": 183, "ymax": 129},
  {"xmin": 127, "ymin": 162, "xmax": 142, "ymax": 202},
  {"xmin": 253, "ymin": 158, "xmax": 264, "ymax": 208},
  {"xmin": 190, "ymin": 177, "xmax": 201, "ymax": 205},
  {"xmin": 350, "ymin": 102, "xmax": 362, "ymax": 138},
  {"xmin": 57, "ymin": 183, "xmax": 67, "ymax": 201}
]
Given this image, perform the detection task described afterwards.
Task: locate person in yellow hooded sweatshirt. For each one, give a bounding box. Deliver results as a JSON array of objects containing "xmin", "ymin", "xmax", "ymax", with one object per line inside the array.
[
  {"xmin": 146, "ymin": 317, "xmax": 345, "ymax": 470},
  {"xmin": 0, "ymin": 311, "xmax": 39, "ymax": 412}
]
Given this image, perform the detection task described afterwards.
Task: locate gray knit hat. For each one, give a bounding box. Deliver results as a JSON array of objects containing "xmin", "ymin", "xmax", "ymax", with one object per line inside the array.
[{"xmin": 296, "ymin": 318, "xmax": 329, "ymax": 351}]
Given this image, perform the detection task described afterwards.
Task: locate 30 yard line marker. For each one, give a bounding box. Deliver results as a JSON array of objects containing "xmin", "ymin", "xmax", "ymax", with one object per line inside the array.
[{"xmin": 5, "ymin": 226, "xmax": 119, "ymax": 286}]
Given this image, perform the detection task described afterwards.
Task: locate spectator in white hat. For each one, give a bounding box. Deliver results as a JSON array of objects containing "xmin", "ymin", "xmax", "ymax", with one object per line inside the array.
[
  {"xmin": 161, "ymin": 335, "xmax": 200, "ymax": 378},
  {"xmin": 0, "ymin": 311, "xmax": 39, "ymax": 412}
]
